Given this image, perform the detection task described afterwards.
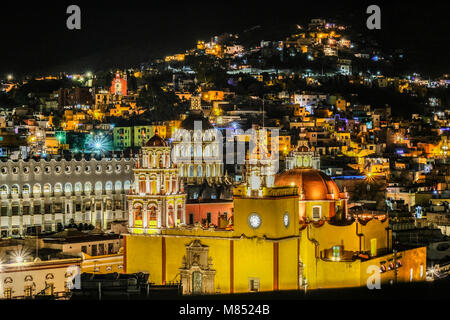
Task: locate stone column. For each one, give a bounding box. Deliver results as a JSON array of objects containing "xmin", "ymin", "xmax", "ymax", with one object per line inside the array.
[{"xmin": 143, "ymin": 203, "xmax": 148, "ymax": 228}]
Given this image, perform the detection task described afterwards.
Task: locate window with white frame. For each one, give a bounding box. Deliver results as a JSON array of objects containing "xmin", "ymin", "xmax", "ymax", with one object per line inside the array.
[
  {"xmin": 248, "ymin": 277, "xmax": 260, "ymax": 292},
  {"xmin": 312, "ymin": 206, "xmax": 322, "ymax": 220}
]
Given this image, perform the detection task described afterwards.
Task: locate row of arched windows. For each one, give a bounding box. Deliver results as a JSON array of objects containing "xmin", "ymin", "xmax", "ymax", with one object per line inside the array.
[
  {"xmin": 179, "ymin": 164, "xmax": 219, "ymax": 177},
  {"xmin": 173, "ymin": 144, "xmax": 219, "ymax": 159},
  {"xmin": 0, "ymin": 181, "xmax": 131, "ymax": 196}
]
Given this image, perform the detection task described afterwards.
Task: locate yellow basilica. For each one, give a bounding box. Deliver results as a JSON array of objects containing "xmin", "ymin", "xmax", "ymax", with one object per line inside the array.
[{"xmin": 124, "ymin": 138, "xmax": 426, "ymax": 294}]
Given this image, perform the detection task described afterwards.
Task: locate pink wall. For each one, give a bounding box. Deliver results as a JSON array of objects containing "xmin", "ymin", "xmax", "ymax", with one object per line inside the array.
[{"xmin": 185, "ymin": 201, "xmax": 234, "ymax": 226}]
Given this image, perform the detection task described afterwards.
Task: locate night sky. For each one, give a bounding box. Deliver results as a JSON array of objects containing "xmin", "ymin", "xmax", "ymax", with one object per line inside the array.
[{"xmin": 1, "ymin": 1, "xmax": 449, "ymax": 77}]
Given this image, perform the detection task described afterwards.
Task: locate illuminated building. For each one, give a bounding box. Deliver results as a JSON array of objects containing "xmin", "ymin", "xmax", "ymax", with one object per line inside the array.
[
  {"xmin": 286, "ymin": 145, "xmax": 320, "ymax": 170},
  {"xmin": 95, "ymin": 90, "xmax": 122, "ymax": 107},
  {"xmin": 172, "ymin": 111, "xmax": 224, "ymax": 186},
  {"xmin": 0, "ymin": 231, "xmax": 124, "ymax": 299},
  {"xmin": 165, "ymin": 54, "xmax": 185, "ymax": 62},
  {"xmin": 58, "ymin": 88, "xmax": 94, "ymax": 108},
  {"xmin": 124, "ymin": 147, "xmax": 426, "ymax": 294},
  {"xmin": 113, "ymin": 125, "xmax": 167, "ymax": 149},
  {"xmin": 110, "ymin": 71, "xmax": 127, "ymax": 96},
  {"xmin": 0, "ymin": 157, "xmax": 134, "ymax": 237},
  {"xmin": 109, "ymin": 103, "xmax": 144, "ymax": 118},
  {"xmin": 201, "ymin": 91, "xmax": 225, "ymax": 102},
  {"xmin": 127, "ymin": 133, "xmax": 187, "ymax": 234},
  {"xmin": 190, "ymin": 95, "xmax": 202, "ymax": 111}
]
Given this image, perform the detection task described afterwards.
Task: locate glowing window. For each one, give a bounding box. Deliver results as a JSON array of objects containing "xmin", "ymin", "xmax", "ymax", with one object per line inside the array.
[
  {"xmin": 332, "ymin": 246, "xmax": 340, "ymax": 258},
  {"xmin": 312, "ymin": 206, "xmax": 321, "ymax": 220}
]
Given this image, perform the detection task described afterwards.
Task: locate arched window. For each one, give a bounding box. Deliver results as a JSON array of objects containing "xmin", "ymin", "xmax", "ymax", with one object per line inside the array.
[
  {"xmin": 0, "ymin": 185, "xmax": 8, "ymax": 195},
  {"xmin": 11, "ymin": 184, "xmax": 19, "ymax": 195},
  {"xmin": 74, "ymin": 182, "xmax": 82, "ymax": 193},
  {"xmin": 197, "ymin": 165, "xmax": 202, "ymax": 177},
  {"xmin": 43, "ymin": 183, "xmax": 51, "ymax": 194},
  {"xmin": 105, "ymin": 181, "xmax": 113, "ymax": 192},
  {"xmin": 64, "ymin": 183, "xmax": 72, "ymax": 194},
  {"xmin": 168, "ymin": 205, "xmax": 175, "ymax": 228},
  {"xmin": 115, "ymin": 181, "xmax": 122, "ymax": 192},
  {"xmin": 148, "ymin": 205, "xmax": 157, "ymax": 221},
  {"xmin": 150, "ymin": 177, "xmax": 157, "ymax": 195},
  {"xmin": 33, "ymin": 184, "xmax": 41, "ymax": 195},
  {"xmin": 204, "ymin": 145, "xmax": 211, "ymax": 157},
  {"xmin": 196, "ymin": 145, "xmax": 202, "ymax": 157},
  {"xmin": 189, "ymin": 165, "xmax": 194, "ymax": 177},
  {"xmin": 22, "ymin": 184, "xmax": 30, "ymax": 195},
  {"xmin": 139, "ymin": 176, "xmax": 146, "ymax": 194},
  {"xmin": 84, "ymin": 182, "xmax": 92, "ymax": 194},
  {"xmin": 177, "ymin": 204, "xmax": 183, "ymax": 225},
  {"xmin": 124, "ymin": 180, "xmax": 131, "ymax": 192},
  {"xmin": 133, "ymin": 203, "xmax": 143, "ymax": 227},
  {"xmin": 172, "ymin": 176, "xmax": 177, "ymax": 193},
  {"xmin": 54, "ymin": 183, "xmax": 62, "ymax": 193},
  {"xmin": 95, "ymin": 181, "xmax": 102, "ymax": 192}
]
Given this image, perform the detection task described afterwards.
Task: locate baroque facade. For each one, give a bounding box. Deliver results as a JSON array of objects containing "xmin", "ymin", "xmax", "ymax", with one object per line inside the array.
[
  {"xmin": 0, "ymin": 157, "xmax": 135, "ymax": 237},
  {"xmin": 172, "ymin": 111, "xmax": 224, "ymax": 186},
  {"xmin": 127, "ymin": 134, "xmax": 187, "ymax": 234}
]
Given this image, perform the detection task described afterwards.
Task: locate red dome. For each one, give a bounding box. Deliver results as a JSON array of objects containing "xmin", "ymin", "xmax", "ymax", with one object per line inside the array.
[{"xmin": 274, "ymin": 168, "xmax": 341, "ymax": 200}]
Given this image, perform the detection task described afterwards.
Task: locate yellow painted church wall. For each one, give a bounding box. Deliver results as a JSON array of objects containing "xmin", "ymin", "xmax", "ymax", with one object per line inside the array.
[
  {"xmin": 233, "ymin": 237, "xmax": 274, "ymax": 293},
  {"xmin": 233, "ymin": 197, "xmax": 299, "ymax": 239},
  {"xmin": 278, "ymin": 239, "xmax": 300, "ymax": 290},
  {"xmin": 358, "ymin": 219, "xmax": 390, "ymax": 253},
  {"xmin": 126, "ymin": 236, "xmax": 163, "ymax": 282}
]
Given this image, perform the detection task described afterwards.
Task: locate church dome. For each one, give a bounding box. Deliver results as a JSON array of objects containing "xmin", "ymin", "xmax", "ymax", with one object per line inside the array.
[
  {"xmin": 145, "ymin": 133, "xmax": 167, "ymax": 147},
  {"xmin": 274, "ymin": 168, "xmax": 341, "ymax": 200}
]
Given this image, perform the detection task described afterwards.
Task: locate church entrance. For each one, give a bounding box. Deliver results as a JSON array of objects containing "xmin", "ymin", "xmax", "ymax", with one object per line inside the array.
[
  {"xmin": 180, "ymin": 240, "xmax": 216, "ymax": 295},
  {"xmin": 192, "ymin": 271, "xmax": 203, "ymax": 294}
]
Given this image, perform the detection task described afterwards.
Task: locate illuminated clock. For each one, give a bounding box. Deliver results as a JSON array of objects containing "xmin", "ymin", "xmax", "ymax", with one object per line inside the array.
[
  {"xmin": 283, "ymin": 213, "xmax": 290, "ymax": 228},
  {"xmin": 248, "ymin": 213, "xmax": 262, "ymax": 229}
]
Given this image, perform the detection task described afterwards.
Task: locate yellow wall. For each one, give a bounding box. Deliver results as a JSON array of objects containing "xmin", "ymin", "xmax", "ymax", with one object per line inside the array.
[
  {"xmin": 125, "ymin": 187, "xmax": 426, "ymax": 294},
  {"xmin": 126, "ymin": 235, "xmax": 296, "ymax": 294},
  {"xmin": 234, "ymin": 238, "xmax": 274, "ymax": 293},
  {"xmin": 233, "ymin": 196, "xmax": 299, "ymax": 239}
]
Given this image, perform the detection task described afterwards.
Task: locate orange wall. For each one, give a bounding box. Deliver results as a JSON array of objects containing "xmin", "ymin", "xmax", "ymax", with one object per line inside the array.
[{"xmin": 185, "ymin": 202, "xmax": 233, "ymax": 225}]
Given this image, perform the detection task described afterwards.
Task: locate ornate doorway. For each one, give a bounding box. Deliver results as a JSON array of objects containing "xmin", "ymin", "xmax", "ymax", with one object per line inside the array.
[
  {"xmin": 192, "ymin": 271, "xmax": 203, "ymax": 294},
  {"xmin": 179, "ymin": 240, "xmax": 216, "ymax": 295}
]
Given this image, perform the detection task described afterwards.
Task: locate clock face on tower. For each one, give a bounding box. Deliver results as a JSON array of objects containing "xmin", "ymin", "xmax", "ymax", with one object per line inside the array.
[
  {"xmin": 248, "ymin": 213, "xmax": 262, "ymax": 229},
  {"xmin": 283, "ymin": 213, "xmax": 290, "ymax": 228}
]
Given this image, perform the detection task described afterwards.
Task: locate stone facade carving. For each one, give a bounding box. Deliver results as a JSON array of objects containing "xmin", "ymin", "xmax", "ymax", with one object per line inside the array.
[{"xmin": 179, "ymin": 240, "xmax": 216, "ymax": 295}]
